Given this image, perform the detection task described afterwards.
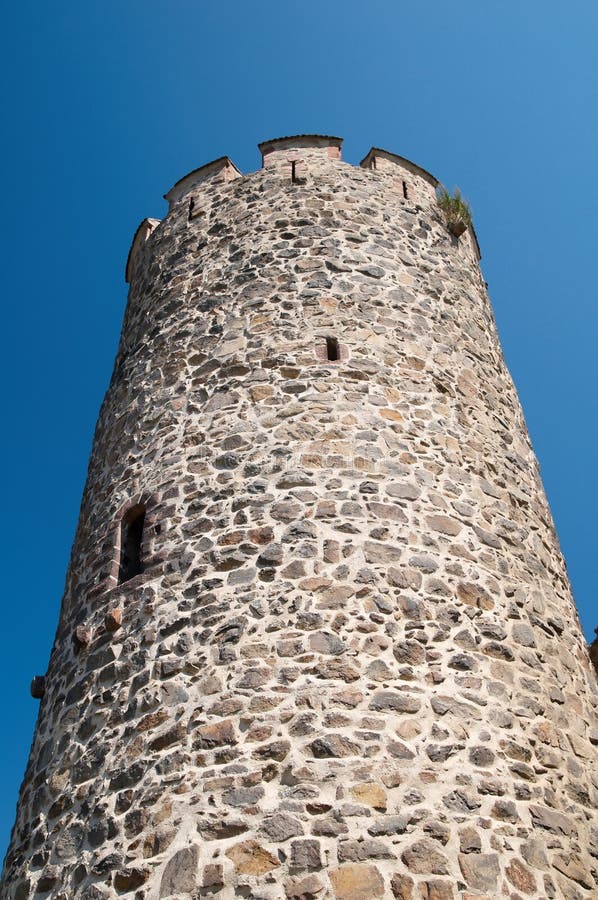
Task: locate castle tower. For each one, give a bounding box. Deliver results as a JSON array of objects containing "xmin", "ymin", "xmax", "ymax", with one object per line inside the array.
[{"xmin": 2, "ymin": 135, "xmax": 596, "ymax": 899}]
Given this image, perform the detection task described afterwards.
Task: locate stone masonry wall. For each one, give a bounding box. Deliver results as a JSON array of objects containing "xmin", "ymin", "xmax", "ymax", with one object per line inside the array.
[{"xmin": 2, "ymin": 136, "xmax": 596, "ymax": 899}]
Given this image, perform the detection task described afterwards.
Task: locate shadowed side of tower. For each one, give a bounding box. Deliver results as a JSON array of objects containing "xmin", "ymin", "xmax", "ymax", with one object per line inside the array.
[{"xmin": 1, "ymin": 136, "xmax": 596, "ymax": 899}]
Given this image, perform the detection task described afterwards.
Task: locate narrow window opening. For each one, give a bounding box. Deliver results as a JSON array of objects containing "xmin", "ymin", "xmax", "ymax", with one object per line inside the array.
[
  {"xmin": 188, "ymin": 197, "xmax": 195, "ymax": 220},
  {"xmin": 326, "ymin": 336, "xmax": 340, "ymax": 362},
  {"xmin": 291, "ymin": 161, "xmax": 298, "ymax": 183},
  {"xmin": 402, "ymin": 180, "xmax": 409, "ymax": 200},
  {"xmin": 370, "ymin": 157, "xmax": 376, "ymax": 171},
  {"xmin": 119, "ymin": 506, "xmax": 145, "ymax": 584}
]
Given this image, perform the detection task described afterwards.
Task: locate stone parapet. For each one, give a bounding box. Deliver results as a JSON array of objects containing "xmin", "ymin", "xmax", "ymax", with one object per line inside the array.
[
  {"xmin": 259, "ymin": 133, "xmax": 343, "ymax": 170},
  {"xmin": 164, "ymin": 156, "xmax": 242, "ymax": 210},
  {"xmin": 125, "ymin": 218, "xmax": 161, "ymax": 284}
]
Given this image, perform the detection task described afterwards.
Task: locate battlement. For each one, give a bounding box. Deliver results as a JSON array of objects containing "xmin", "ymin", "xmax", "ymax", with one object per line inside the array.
[
  {"xmin": 124, "ymin": 217, "xmax": 160, "ymax": 283},
  {"xmin": 258, "ymin": 133, "xmax": 343, "ymax": 167},
  {"xmin": 164, "ymin": 156, "xmax": 242, "ymax": 210},
  {"xmin": 130, "ymin": 136, "xmax": 481, "ymax": 282},
  {"xmin": 359, "ymin": 146, "xmax": 438, "ymax": 205},
  {"xmin": 359, "ymin": 147, "xmax": 437, "ymax": 183},
  {"xmin": 160, "ymin": 134, "xmax": 448, "ymax": 206}
]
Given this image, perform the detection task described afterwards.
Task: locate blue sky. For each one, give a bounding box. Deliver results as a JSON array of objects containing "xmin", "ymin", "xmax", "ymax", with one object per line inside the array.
[{"xmin": 1, "ymin": 0, "xmax": 596, "ymax": 860}]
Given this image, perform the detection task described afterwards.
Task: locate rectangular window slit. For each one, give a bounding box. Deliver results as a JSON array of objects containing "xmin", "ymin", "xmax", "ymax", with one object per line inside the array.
[
  {"xmin": 291, "ymin": 161, "xmax": 298, "ymax": 183},
  {"xmin": 402, "ymin": 180, "xmax": 408, "ymax": 199},
  {"xmin": 188, "ymin": 197, "xmax": 195, "ymax": 220},
  {"xmin": 119, "ymin": 506, "xmax": 145, "ymax": 584},
  {"xmin": 326, "ymin": 336, "xmax": 340, "ymax": 361}
]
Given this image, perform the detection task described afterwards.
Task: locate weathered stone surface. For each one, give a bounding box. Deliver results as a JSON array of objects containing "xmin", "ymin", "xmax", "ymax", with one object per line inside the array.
[
  {"xmin": 309, "ymin": 659, "xmax": 360, "ymax": 682},
  {"xmin": 491, "ymin": 798, "xmax": 519, "ymax": 822},
  {"xmin": 529, "ymin": 804, "xmax": 576, "ymax": 836},
  {"xmin": 329, "ymin": 863, "xmax": 385, "ymax": 899},
  {"xmin": 149, "ymin": 722, "xmax": 186, "ymax": 751},
  {"xmin": 350, "ymin": 783, "xmax": 387, "ymax": 810},
  {"xmin": 159, "ymin": 846, "xmax": 199, "ymax": 896},
  {"xmin": 456, "ymin": 582, "xmax": 494, "ymax": 610},
  {"xmin": 386, "ymin": 482, "xmax": 420, "ymax": 500},
  {"xmin": 290, "ymin": 839, "xmax": 322, "ymax": 871},
  {"xmin": 402, "ymin": 839, "xmax": 449, "ymax": 875},
  {"xmin": 393, "ymin": 640, "xmax": 426, "ymax": 665},
  {"xmin": 369, "ymin": 691, "xmax": 421, "ymax": 713},
  {"xmin": 469, "ymin": 745, "xmax": 494, "ymax": 767},
  {"xmin": 312, "ymin": 817, "xmax": 349, "ymax": 837},
  {"xmin": 390, "ymin": 873, "xmax": 415, "ymax": 899},
  {"xmin": 79, "ymin": 887, "xmax": 109, "ymax": 900},
  {"xmin": 367, "ymin": 815, "xmax": 408, "ymax": 836},
  {"xmin": 194, "ymin": 719, "xmax": 236, "ymax": 748},
  {"xmin": 74, "ymin": 624, "xmax": 92, "ymax": 649},
  {"xmin": 285, "ymin": 873, "xmax": 325, "ymax": 898},
  {"xmin": 237, "ymin": 666, "xmax": 271, "ymax": 689},
  {"xmin": 505, "ymin": 858, "xmax": 537, "ymax": 894},
  {"xmin": 104, "ymin": 607, "xmax": 123, "ymax": 631},
  {"xmin": 309, "ymin": 734, "xmax": 359, "ymax": 757},
  {"xmin": 222, "ymin": 785, "xmax": 264, "ymax": 807},
  {"xmin": 512, "ymin": 622, "xmax": 536, "ymax": 647},
  {"xmin": 253, "ymin": 738, "xmax": 291, "ymax": 760},
  {"xmin": 124, "ymin": 807, "xmax": 149, "ymax": 838},
  {"xmin": 114, "ymin": 867, "xmax": 150, "ymax": 891},
  {"xmin": 426, "ymin": 515, "xmax": 462, "ymax": 536},
  {"xmin": 202, "ymin": 863, "xmax": 224, "ymax": 887},
  {"xmin": 458, "ymin": 853, "xmax": 500, "ymax": 892},
  {"xmin": 387, "ymin": 566, "xmax": 422, "ymax": 589},
  {"xmin": 338, "ymin": 839, "xmax": 395, "ymax": 861},
  {"xmin": 225, "ymin": 839, "xmax": 280, "ymax": 876},
  {"xmin": 137, "ymin": 709, "xmax": 169, "ymax": 732},
  {"xmin": 422, "ymin": 882, "xmax": 454, "ymax": 900},
  {"xmin": 260, "ymin": 812, "xmax": 304, "ymax": 841},
  {"xmin": 36, "ymin": 871, "xmax": 59, "ymax": 892},
  {"xmin": 521, "ymin": 838, "xmax": 549, "ymax": 870},
  {"xmin": 552, "ymin": 852, "xmax": 595, "ymax": 890},
  {"xmin": 198, "ymin": 818, "xmax": 248, "ymax": 840},
  {"xmin": 459, "ymin": 826, "xmax": 481, "ymax": 854},
  {"xmin": 142, "ymin": 826, "xmax": 176, "ymax": 858},
  {"xmin": 309, "ymin": 631, "xmax": 346, "ymax": 655},
  {"xmin": 431, "ymin": 695, "xmax": 482, "ymax": 720}
]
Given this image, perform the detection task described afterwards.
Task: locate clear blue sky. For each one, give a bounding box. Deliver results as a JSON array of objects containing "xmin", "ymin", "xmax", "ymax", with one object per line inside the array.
[{"xmin": 1, "ymin": 0, "xmax": 596, "ymax": 860}]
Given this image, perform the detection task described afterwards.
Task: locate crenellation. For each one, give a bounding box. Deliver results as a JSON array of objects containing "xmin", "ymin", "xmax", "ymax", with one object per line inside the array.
[
  {"xmin": 163, "ymin": 156, "xmax": 242, "ymax": 210},
  {"xmin": 2, "ymin": 135, "xmax": 596, "ymax": 899},
  {"xmin": 124, "ymin": 217, "xmax": 161, "ymax": 284},
  {"xmin": 259, "ymin": 134, "xmax": 343, "ymax": 169},
  {"xmin": 359, "ymin": 146, "xmax": 438, "ymax": 206}
]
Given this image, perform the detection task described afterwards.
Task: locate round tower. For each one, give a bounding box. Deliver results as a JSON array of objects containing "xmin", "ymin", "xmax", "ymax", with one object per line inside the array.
[{"xmin": 2, "ymin": 135, "xmax": 596, "ymax": 899}]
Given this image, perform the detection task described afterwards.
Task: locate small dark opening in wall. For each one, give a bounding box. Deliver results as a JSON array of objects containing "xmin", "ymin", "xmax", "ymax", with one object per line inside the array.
[
  {"xmin": 188, "ymin": 197, "xmax": 195, "ymax": 220},
  {"xmin": 402, "ymin": 180, "xmax": 409, "ymax": 200},
  {"xmin": 291, "ymin": 161, "xmax": 298, "ymax": 183},
  {"xmin": 119, "ymin": 506, "xmax": 145, "ymax": 584},
  {"xmin": 326, "ymin": 336, "xmax": 340, "ymax": 362}
]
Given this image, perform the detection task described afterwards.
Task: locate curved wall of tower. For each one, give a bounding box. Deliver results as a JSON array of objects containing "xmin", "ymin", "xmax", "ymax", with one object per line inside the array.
[{"xmin": 2, "ymin": 136, "xmax": 596, "ymax": 899}]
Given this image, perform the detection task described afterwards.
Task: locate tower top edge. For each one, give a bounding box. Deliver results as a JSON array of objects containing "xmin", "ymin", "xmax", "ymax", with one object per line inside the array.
[
  {"xmin": 155, "ymin": 137, "xmax": 480, "ymax": 258},
  {"xmin": 163, "ymin": 139, "xmax": 447, "ymax": 204},
  {"xmin": 124, "ymin": 217, "xmax": 161, "ymax": 283},
  {"xmin": 164, "ymin": 156, "xmax": 242, "ymax": 205},
  {"xmin": 359, "ymin": 147, "xmax": 439, "ymax": 187},
  {"xmin": 257, "ymin": 134, "xmax": 343, "ymax": 153}
]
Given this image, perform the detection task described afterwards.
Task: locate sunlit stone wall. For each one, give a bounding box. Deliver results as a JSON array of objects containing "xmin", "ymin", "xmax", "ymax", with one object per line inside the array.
[{"xmin": 2, "ymin": 136, "xmax": 596, "ymax": 900}]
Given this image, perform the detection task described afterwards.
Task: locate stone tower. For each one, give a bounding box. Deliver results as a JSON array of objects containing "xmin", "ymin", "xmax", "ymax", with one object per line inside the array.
[{"xmin": 2, "ymin": 135, "xmax": 596, "ymax": 900}]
